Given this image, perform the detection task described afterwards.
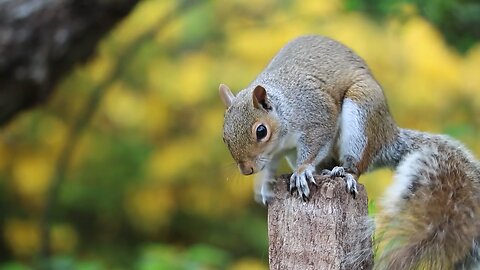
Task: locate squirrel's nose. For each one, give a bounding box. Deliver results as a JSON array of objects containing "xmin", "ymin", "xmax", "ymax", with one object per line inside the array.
[{"xmin": 238, "ymin": 162, "xmax": 255, "ymax": 175}]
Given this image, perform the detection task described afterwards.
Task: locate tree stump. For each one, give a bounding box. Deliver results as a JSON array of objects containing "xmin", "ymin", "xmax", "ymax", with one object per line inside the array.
[{"xmin": 268, "ymin": 174, "xmax": 373, "ymax": 270}]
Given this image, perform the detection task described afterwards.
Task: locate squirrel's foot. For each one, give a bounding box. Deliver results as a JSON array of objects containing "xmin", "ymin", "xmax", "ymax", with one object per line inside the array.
[
  {"xmin": 321, "ymin": 166, "xmax": 358, "ymax": 198},
  {"xmin": 254, "ymin": 175, "xmax": 275, "ymax": 206},
  {"xmin": 258, "ymin": 182, "xmax": 274, "ymax": 206},
  {"xmin": 289, "ymin": 165, "xmax": 317, "ymax": 202}
]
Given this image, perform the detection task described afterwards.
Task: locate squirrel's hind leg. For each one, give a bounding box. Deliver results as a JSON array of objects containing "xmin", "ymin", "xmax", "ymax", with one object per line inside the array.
[{"xmin": 323, "ymin": 98, "xmax": 367, "ymax": 198}]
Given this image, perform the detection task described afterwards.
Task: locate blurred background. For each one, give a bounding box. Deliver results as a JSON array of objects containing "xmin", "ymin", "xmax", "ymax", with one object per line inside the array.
[{"xmin": 1, "ymin": 0, "xmax": 479, "ymax": 269}]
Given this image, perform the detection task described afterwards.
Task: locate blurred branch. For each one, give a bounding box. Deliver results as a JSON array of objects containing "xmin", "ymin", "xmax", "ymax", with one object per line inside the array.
[{"xmin": 38, "ymin": 1, "xmax": 200, "ymax": 267}]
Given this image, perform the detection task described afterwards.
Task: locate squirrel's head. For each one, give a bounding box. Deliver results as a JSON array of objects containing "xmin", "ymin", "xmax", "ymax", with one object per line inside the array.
[{"xmin": 219, "ymin": 84, "xmax": 280, "ymax": 175}]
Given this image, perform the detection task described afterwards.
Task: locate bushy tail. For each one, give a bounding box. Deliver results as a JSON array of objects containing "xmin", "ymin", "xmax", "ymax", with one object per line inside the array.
[{"xmin": 374, "ymin": 147, "xmax": 480, "ymax": 270}]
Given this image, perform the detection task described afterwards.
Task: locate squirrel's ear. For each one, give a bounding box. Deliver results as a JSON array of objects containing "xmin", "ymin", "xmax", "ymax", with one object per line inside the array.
[
  {"xmin": 253, "ymin": 85, "xmax": 272, "ymax": 111},
  {"xmin": 219, "ymin": 84, "xmax": 235, "ymax": 108}
]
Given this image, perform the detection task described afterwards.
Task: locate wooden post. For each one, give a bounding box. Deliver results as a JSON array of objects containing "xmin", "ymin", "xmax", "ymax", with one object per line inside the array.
[{"xmin": 268, "ymin": 175, "xmax": 373, "ymax": 270}]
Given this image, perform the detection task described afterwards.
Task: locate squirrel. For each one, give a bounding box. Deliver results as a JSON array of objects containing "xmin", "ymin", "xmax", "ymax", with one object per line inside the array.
[{"xmin": 219, "ymin": 35, "xmax": 480, "ymax": 269}]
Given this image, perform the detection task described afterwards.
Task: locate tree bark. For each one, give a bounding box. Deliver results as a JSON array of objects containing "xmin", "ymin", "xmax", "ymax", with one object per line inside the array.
[
  {"xmin": 0, "ymin": 0, "xmax": 138, "ymax": 125},
  {"xmin": 268, "ymin": 175, "xmax": 373, "ymax": 270}
]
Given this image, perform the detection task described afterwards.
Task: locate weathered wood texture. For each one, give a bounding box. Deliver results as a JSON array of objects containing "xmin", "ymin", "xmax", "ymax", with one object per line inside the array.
[
  {"xmin": 0, "ymin": 0, "xmax": 138, "ymax": 125},
  {"xmin": 268, "ymin": 175, "xmax": 373, "ymax": 270}
]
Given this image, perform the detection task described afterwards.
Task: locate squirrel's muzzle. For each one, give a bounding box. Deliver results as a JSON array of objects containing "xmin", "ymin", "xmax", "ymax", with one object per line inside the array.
[{"xmin": 238, "ymin": 161, "xmax": 255, "ymax": 175}]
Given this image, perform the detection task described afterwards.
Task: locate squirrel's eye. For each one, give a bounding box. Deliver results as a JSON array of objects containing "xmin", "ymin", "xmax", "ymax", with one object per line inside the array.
[{"xmin": 256, "ymin": 124, "xmax": 268, "ymax": 141}]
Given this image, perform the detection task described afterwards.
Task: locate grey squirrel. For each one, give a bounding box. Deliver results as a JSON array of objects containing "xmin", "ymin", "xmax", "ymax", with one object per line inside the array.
[{"xmin": 219, "ymin": 35, "xmax": 480, "ymax": 269}]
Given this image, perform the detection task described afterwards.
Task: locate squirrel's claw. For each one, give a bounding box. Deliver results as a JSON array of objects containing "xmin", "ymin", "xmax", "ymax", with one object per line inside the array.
[
  {"xmin": 324, "ymin": 166, "xmax": 358, "ymax": 198},
  {"xmin": 289, "ymin": 173, "xmax": 310, "ymax": 200},
  {"xmin": 330, "ymin": 166, "xmax": 346, "ymax": 177},
  {"xmin": 260, "ymin": 184, "xmax": 275, "ymax": 206},
  {"xmin": 254, "ymin": 175, "xmax": 275, "ymax": 206},
  {"xmin": 344, "ymin": 173, "xmax": 358, "ymax": 198},
  {"xmin": 289, "ymin": 165, "xmax": 316, "ymax": 201},
  {"xmin": 256, "ymin": 188, "xmax": 273, "ymax": 206},
  {"xmin": 288, "ymin": 183, "xmax": 297, "ymax": 195},
  {"xmin": 321, "ymin": 169, "xmax": 332, "ymax": 176},
  {"xmin": 261, "ymin": 196, "xmax": 269, "ymax": 206}
]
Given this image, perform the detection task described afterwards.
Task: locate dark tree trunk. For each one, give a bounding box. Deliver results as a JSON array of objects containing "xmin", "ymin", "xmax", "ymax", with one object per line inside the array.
[{"xmin": 0, "ymin": 0, "xmax": 139, "ymax": 125}]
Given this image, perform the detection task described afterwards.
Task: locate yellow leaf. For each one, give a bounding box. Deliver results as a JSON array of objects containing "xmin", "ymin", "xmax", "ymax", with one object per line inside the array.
[
  {"xmin": 51, "ymin": 224, "xmax": 78, "ymax": 254},
  {"xmin": 148, "ymin": 139, "xmax": 205, "ymax": 182},
  {"xmin": 294, "ymin": 0, "xmax": 341, "ymax": 18},
  {"xmin": 361, "ymin": 169, "xmax": 393, "ymax": 204},
  {"xmin": 3, "ymin": 219, "xmax": 40, "ymax": 258},
  {"xmin": 12, "ymin": 154, "xmax": 54, "ymax": 203},
  {"xmin": 103, "ymin": 82, "xmax": 147, "ymax": 128},
  {"xmin": 228, "ymin": 257, "xmax": 268, "ymax": 270},
  {"xmin": 125, "ymin": 185, "xmax": 175, "ymax": 234},
  {"xmin": 462, "ymin": 44, "xmax": 480, "ymax": 96},
  {"xmin": 86, "ymin": 54, "xmax": 114, "ymax": 84},
  {"xmin": 109, "ymin": 0, "xmax": 174, "ymax": 49}
]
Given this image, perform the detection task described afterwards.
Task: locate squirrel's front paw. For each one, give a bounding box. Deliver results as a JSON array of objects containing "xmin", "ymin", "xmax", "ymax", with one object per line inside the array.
[
  {"xmin": 289, "ymin": 165, "xmax": 317, "ymax": 201},
  {"xmin": 254, "ymin": 175, "xmax": 275, "ymax": 206},
  {"xmin": 255, "ymin": 183, "xmax": 274, "ymax": 206},
  {"xmin": 321, "ymin": 166, "xmax": 358, "ymax": 198}
]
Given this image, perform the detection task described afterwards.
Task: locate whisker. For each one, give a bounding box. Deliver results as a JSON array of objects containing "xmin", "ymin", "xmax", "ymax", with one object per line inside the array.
[
  {"xmin": 221, "ymin": 161, "xmax": 237, "ymax": 170},
  {"xmin": 258, "ymin": 156, "xmax": 271, "ymax": 163},
  {"xmin": 219, "ymin": 161, "xmax": 241, "ymax": 183},
  {"xmin": 230, "ymin": 173, "xmax": 244, "ymax": 183}
]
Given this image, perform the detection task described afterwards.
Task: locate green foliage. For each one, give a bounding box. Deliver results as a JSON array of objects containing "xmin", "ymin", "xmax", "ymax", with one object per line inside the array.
[
  {"xmin": 368, "ymin": 200, "xmax": 376, "ymax": 216},
  {"xmin": 136, "ymin": 244, "xmax": 230, "ymax": 270},
  {"xmin": 181, "ymin": 2, "xmax": 219, "ymax": 50},
  {"xmin": 0, "ymin": 262, "xmax": 29, "ymax": 270},
  {"xmin": 347, "ymin": 0, "xmax": 480, "ymax": 52}
]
